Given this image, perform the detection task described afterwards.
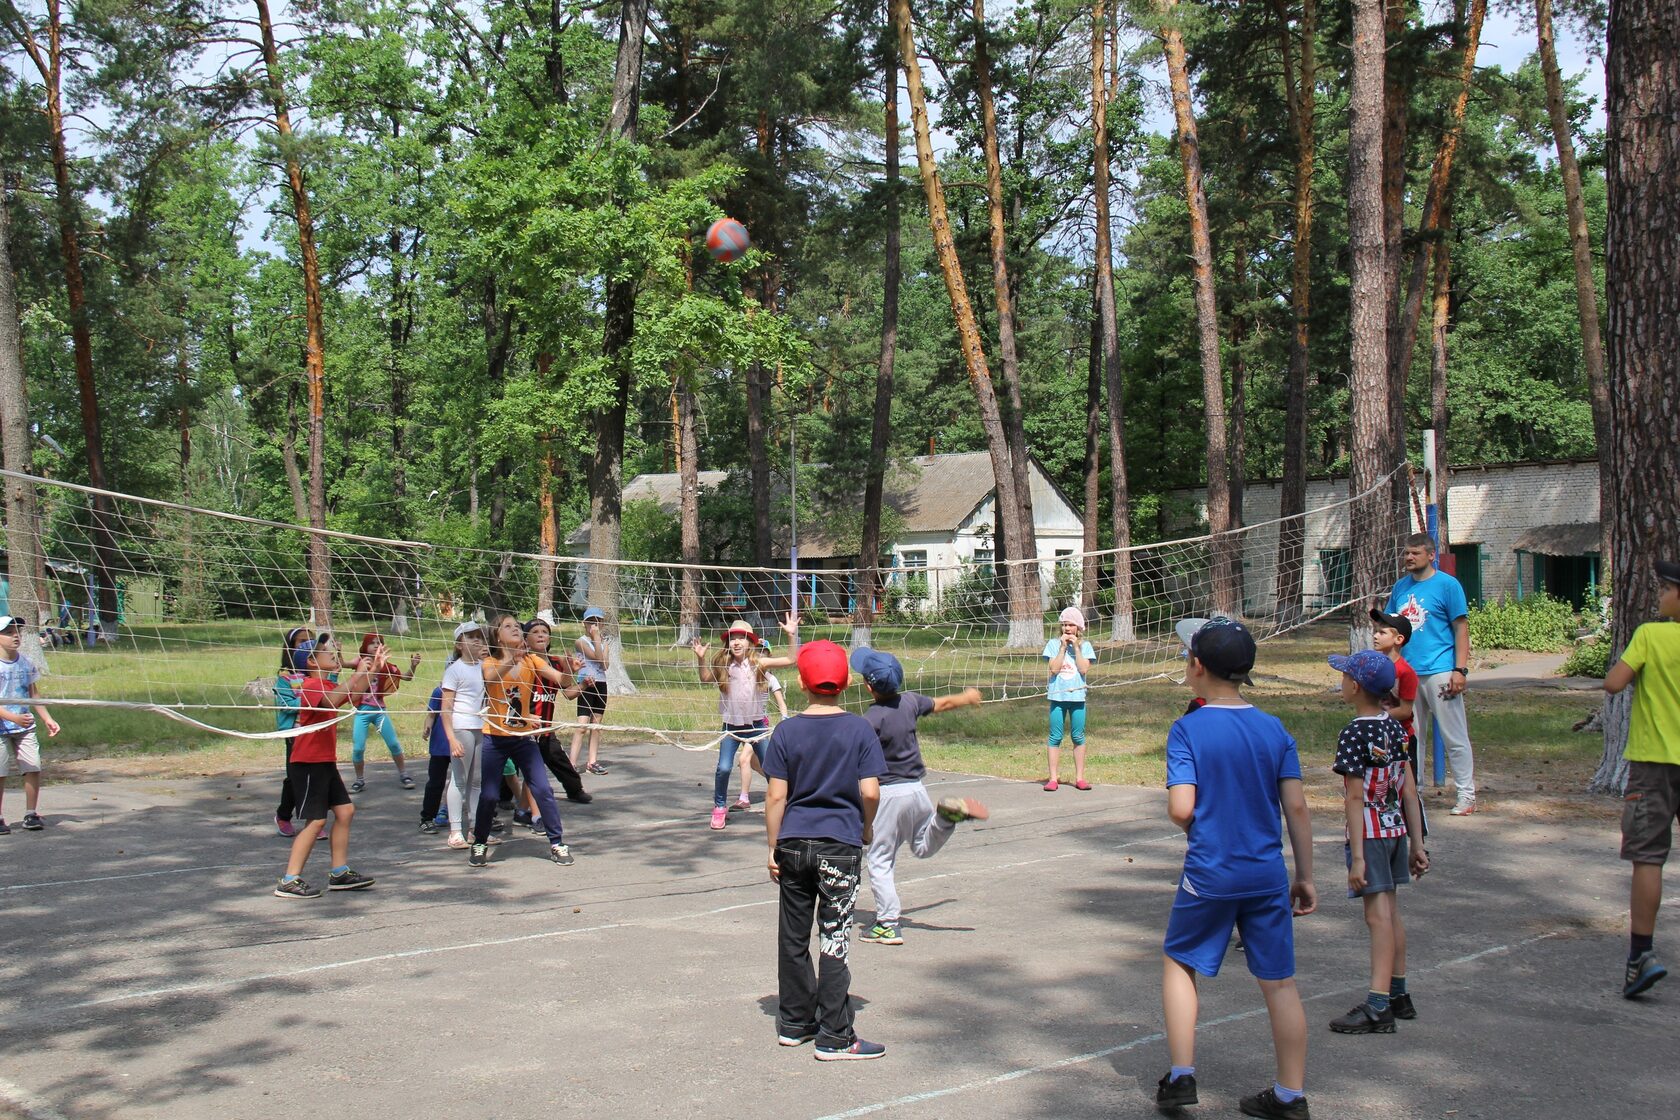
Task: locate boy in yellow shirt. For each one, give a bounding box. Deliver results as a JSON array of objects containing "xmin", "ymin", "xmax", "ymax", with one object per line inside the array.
[{"xmin": 1605, "ymin": 560, "xmax": 1680, "ymax": 998}]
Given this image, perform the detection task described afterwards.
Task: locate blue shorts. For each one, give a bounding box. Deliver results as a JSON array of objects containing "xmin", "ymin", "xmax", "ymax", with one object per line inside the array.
[
  {"xmin": 1163, "ymin": 882, "xmax": 1295, "ymax": 981},
  {"xmin": 1345, "ymin": 836, "xmax": 1409, "ymax": 898}
]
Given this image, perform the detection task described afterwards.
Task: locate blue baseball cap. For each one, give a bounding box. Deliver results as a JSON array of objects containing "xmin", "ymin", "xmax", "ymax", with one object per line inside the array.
[
  {"xmin": 582, "ymin": 607, "xmax": 605, "ymax": 622},
  {"xmin": 293, "ymin": 638, "xmax": 318, "ymax": 665},
  {"xmin": 850, "ymin": 647, "xmax": 904, "ymax": 694},
  {"xmin": 1329, "ymin": 649, "xmax": 1397, "ymax": 695}
]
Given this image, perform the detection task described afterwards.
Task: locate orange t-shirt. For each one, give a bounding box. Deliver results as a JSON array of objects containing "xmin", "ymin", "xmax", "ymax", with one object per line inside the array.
[{"xmin": 482, "ymin": 653, "xmax": 546, "ymax": 737}]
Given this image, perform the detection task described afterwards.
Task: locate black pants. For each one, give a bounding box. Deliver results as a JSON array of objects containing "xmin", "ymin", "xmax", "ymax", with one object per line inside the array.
[
  {"xmin": 276, "ymin": 737, "xmax": 296, "ymax": 819},
  {"xmin": 537, "ymin": 733, "xmax": 589, "ymax": 800},
  {"xmin": 775, "ymin": 838, "xmax": 863, "ymax": 1048},
  {"xmin": 420, "ymin": 755, "xmax": 451, "ymax": 822}
]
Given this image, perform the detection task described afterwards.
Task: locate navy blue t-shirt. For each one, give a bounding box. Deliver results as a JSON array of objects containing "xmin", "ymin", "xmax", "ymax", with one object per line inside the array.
[
  {"xmin": 761, "ymin": 711, "xmax": 888, "ymax": 847},
  {"xmin": 426, "ymin": 686, "xmax": 451, "ymax": 758},
  {"xmin": 1165, "ymin": 704, "xmax": 1303, "ymax": 899},
  {"xmin": 864, "ymin": 692, "xmax": 936, "ymax": 785}
]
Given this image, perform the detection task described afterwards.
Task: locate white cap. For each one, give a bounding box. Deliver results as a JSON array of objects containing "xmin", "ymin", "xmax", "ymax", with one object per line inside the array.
[
  {"xmin": 0, "ymin": 615, "xmax": 20, "ymax": 631},
  {"xmin": 1058, "ymin": 606, "xmax": 1086, "ymax": 630},
  {"xmin": 452, "ymin": 621, "xmax": 483, "ymax": 640}
]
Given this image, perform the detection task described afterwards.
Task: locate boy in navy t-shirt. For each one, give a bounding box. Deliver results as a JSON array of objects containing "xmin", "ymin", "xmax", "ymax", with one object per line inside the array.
[
  {"xmin": 1156, "ymin": 618, "xmax": 1317, "ymax": 1120},
  {"xmin": 761, "ymin": 640, "xmax": 888, "ymax": 1061},
  {"xmin": 418, "ymin": 685, "xmax": 452, "ymax": 833}
]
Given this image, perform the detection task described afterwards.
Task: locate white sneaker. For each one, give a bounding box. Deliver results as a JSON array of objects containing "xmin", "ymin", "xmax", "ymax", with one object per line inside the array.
[
  {"xmin": 1450, "ymin": 797, "xmax": 1477, "ymax": 816},
  {"xmin": 447, "ymin": 833, "xmax": 468, "ymax": 849}
]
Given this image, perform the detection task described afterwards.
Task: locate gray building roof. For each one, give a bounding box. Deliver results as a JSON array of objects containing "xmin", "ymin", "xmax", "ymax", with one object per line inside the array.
[{"xmin": 1512, "ymin": 521, "xmax": 1602, "ymax": 557}]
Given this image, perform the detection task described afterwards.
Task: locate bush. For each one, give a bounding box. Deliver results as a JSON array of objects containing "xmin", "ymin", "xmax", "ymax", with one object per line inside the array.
[
  {"xmin": 1466, "ymin": 593, "xmax": 1576, "ymax": 652},
  {"xmin": 1561, "ymin": 637, "xmax": 1610, "ymax": 678}
]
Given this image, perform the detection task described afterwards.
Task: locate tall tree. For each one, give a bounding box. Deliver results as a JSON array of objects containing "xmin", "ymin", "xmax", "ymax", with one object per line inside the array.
[
  {"xmin": 1155, "ymin": 0, "xmax": 1236, "ymax": 615},
  {"xmin": 1091, "ymin": 0, "xmax": 1132, "ymax": 640},
  {"xmin": 1272, "ymin": 0, "xmax": 1316, "ymax": 628},
  {"xmin": 893, "ymin": 0, "xmax": 1038, "ymax": 645},
  {"xmin": 1, "ymin": 165, "xmax": 46, "ymax": 666},
  {"xmin": 1348, "ymin": 0, "xmax": 1392, "ymax": 642},
  {"xmin": 252, "ymin": 0, "xmax": 331, "ymax": 625},
  {"xmin": 853, "ymin": 24, "xmax": 901, "ymax": 648},
  {"xmin": 1536, "ymin": 0, "xmax": 1612, "ymax": 568},
  {"xmin": 1593, "ymin": 0, "xmax": 1680, "ymax": 793},
  {"xmin": 590, "ymin": 0, "xmax": 649, "ymax": 689}
]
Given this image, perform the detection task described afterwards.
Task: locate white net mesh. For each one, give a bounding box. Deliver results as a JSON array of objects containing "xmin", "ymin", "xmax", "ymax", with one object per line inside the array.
[{"xmin": 0, "ymin": 466, "xmax": 1410, "ymax": 749}]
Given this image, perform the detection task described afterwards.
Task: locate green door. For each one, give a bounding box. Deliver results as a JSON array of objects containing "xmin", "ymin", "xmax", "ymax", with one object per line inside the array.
[{"xmin": 1449, "ymin": 544, "xmax": 1482, "ymax": 604}]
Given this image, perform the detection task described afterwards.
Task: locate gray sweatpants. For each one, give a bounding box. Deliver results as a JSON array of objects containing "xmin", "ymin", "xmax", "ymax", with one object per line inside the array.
[
  {"xmin": 445, "ymin": 726, "xmax": 484, "ymax": 834},
  {"xmin": 866, "ymin": 781, "xmax": 956, "ymax": 925},
  {"xmin": 1415, "ymin": 672, "xmax": 1475, "ymax": 799}
]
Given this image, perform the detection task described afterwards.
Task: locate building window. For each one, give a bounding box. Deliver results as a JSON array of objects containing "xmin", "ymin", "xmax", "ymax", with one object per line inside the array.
[{"xmin": 973, "ymin": 548, "xmax": 995, "ymax": 577}]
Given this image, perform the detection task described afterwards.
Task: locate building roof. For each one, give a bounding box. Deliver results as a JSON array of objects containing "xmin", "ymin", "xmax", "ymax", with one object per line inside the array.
[
  {"xmin": 1512, "ymin": 521, "xmax": 1602, "ymax": 557},
  {"xmin": 568, "ymin": 452, "xmax": 1072, "ymax": 559}
]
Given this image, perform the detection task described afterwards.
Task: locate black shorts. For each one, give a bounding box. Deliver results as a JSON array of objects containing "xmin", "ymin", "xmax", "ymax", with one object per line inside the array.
[
  {"xmin": 577, "ymin": 679, "xmax": 608, "ymax": 719},
  {"xmin": 287, "ymin": 761, "xmax": 351, "ymax": 821},
  {"xmin": 1622, "ymin": 761, "xmax": 1680, "ymax": 865}
]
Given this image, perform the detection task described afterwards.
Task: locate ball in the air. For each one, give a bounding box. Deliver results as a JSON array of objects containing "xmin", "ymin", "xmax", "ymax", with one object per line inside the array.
[{"xmin": 706, "ymin": 218, "xmax": 751, "ymax": 263}]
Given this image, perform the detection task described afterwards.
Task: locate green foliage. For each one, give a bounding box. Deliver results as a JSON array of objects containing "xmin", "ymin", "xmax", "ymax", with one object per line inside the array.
[
  {"xmin": 1467, "ymin": 593, "xmax": 1578, "ymax": 652},
  {"xmin": 1561, "ymin": 637, "xmax": 1610, "ymax": 679}
]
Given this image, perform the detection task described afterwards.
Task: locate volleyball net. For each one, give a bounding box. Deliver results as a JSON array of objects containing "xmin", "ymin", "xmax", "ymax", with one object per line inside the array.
[{"xmin": 0, "ymin": 465, "xmax": 1411, "ymax": 748}]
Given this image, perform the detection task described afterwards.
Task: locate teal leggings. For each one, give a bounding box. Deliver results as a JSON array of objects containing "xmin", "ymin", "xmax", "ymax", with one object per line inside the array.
[
  {"xmin": 1047, "ymin": 701, "xmax": 1086, "ymax": 747},
  {"xmin": 352, "ymin": 705, "xmax": 404, "ymax": 764}
]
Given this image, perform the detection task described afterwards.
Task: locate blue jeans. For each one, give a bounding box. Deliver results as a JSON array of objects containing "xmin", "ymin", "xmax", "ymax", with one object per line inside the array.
[
  {"xmin": 715, "ymin": 722, "xmax": 766, "ymax": 807},
  {"xmin": 474, "ymin": 735, "xmax": 564, "ymax": 847}
]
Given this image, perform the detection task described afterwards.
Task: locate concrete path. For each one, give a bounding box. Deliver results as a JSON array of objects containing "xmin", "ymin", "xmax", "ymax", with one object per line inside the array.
[
  {"xmin": 1473, "ymin": 652, "xmax": 1600, "ymax": 691},
  {"xmin": 1, "ymin": 746, "xmax": 1672, "ymax": 1119}
]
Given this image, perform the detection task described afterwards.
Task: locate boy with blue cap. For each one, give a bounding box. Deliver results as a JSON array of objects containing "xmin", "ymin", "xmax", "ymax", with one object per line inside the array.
[
  {"xmin": 1327, "ymin": 649, "xmax": 1429, "ymax": 1034},
  {"xmin": 849, "ymin": 646, "xmax": 987, "ymax": 946}
]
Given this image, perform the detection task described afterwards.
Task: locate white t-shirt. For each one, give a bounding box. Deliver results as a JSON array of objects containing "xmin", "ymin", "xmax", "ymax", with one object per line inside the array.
[{"xmin": 442, "ymin": 657, "xmax": 486, "ymax": 730}]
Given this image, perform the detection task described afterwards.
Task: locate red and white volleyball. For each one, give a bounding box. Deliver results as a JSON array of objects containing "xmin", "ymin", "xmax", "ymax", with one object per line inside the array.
[{"xmin": 705, "ymin": 218, "xmax": 751, "ymax": 263}]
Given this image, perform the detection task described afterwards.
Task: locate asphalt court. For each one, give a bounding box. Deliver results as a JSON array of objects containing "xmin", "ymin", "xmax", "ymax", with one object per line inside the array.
[{"xmin": 2, "ymin": 743, "xmax": 1676, "ymax": 1119}]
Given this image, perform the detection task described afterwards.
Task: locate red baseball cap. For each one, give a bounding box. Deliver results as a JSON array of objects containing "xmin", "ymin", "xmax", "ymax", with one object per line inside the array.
[{"xmin": 797, "ymin": 640, "xmax": 850, "ymax": 695}]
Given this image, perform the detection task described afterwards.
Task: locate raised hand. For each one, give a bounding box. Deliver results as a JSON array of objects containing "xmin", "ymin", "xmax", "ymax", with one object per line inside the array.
[
  {"xmin": 780, "ymin": 610, "xmax": 799, "ymax": 639},
  {"xmin": 409, "ymin": 652, "xmax": 423, "ymax": 669},
  {"xmin": 690, "ymin": 638, "xmax": 710, "ymax": 659}
]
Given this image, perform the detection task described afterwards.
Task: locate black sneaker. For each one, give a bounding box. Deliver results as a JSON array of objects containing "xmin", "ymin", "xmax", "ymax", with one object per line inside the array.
[
  {"xmin": 1624, "ymin": 950, "xmax": 1669, "ymax": 998},
  {"xmin": 1239, "ymin": 1087, "xmax": 1309, "ymax": 1119},
  {"xmin": 273, "ymin": 876, "xmax": 321, "ymax": 899},
  {"xmin": 21, "ymin": 811, "xmax": 44, "ymax": 831},
  {"xmin": 0, "ymin": 818, "xmax": 11, "ymax": 835},
  {"xmin": 327, "ymin": 868, "xmax": 375, "ymax": 891},
  {"xmin": 813, "ymin": 1037, "xmax": 886, "ymax": 1061},
  {"xmin": 550, "ymin": 843, "xmax": 575, "ymax": 865},
  {"xmin": 526, "ymin": 817, "xmax": 546, "ymax": 835},
  {"xmin": 567, "ymin": 791, "xmax": 594, "ymax": 804},
  {"xmin": 1390, "ymin": 992, "xmax": 1417, "ymax": 1020},
  {"xmin": 512, "ymin": 810, "xmax": 533, "ymax": 828},
  {"xmin": 1156, "ymin": 1071, "xmax": 1198, "ymax": 1108},
  {"xmin": 1328, "ymin": 1002, "xmax": 1396, "ymax": 1034},
  {"xmin": 468, "ymin": 842, "xmax": 489, "ymax": 867},
  {"xmin": 490, "ymin": 816, "xmax": 507, "ymax": 834},
  {"xmin": 419, "ymin": 819, "xmax": 439, "ymax": 835}
]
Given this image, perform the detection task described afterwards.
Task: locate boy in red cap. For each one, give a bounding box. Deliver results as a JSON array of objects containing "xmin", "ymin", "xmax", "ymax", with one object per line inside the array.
[{"xmin": 761, "ymin": 639, "xmax": 889, "ymax": 1060}]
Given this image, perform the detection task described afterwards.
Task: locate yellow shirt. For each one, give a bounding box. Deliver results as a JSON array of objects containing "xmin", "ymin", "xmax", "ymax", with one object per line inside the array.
[
  {"xmin": 482, "ymin": 653, "xmax": 546, "ymax": 737},
  {"xmin": 1623, "ymin": 620, "xmax": 1680, "ymax": 765}
]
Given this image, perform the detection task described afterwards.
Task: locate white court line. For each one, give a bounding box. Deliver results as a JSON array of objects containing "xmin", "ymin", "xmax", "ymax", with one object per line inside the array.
[
  {"xmin": 809, "ymin": 931, "xmax": 1569, "ymax": 1120},
  {"xmin": 1, "ymin": 861, "xmax": 271, "ymax": 892},
  {"xmin": 17, "ymin": 838, "xmax": 1178, "ymax": 1021}
]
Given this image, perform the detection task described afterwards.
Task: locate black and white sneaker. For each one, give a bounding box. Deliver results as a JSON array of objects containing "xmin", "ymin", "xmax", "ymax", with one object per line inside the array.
[
  {"xmin": 1238, "ymin": 1087, "xmax": 1310, "ymax": 1119},
  {"xmin": 468, "ymin": 842, "xmax": 489, "ymax": 867},
  {"xmin": 0, "ymin": 818, "xmax": 11, "ymax": 835},
  {"xmin": 21, "ymin": 811, "xmax": 44, "ymax": 831},
  {"xmin": 1156, "ymin": 1071, "xmax": 1198, "ymax": 1108},
  {"xmin": 327, "ymin": 868, "xmax": 375, "ymax": 891},
  {"xmin": 419, "ymin": 819, "xmax": 439, "ymax": 835},
  {"xmin": 550, "ymin": 843, "xmax": 575, "ymax": 865},
  {"xmin": 489, "ymin": 816, "xmax": 506, "ymax": 834},
  {"xmin": 813, "ymin": 1038, "xmax": 886, "ymax": 1061},
  {"xmin": 273, "ymin": 877, "xmax": 322, "ymax": 899}
]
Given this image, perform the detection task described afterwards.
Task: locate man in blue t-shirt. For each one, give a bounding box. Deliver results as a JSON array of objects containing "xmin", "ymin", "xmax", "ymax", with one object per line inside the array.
[
  {"xmin": 1384, "ymin": 532, "xmax": 1477, "ymax": 815},
  {"xmin": 1154, "ymin": 617, "xmax": 1317, "ymax": 1120},
  {"xmin": 761, "ymin": 640, "xmax": 889, "ymax": 1061}
]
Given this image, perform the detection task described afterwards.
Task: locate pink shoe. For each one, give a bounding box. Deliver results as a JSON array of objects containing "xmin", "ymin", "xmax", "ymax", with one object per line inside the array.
[
  {"xmin": 710, "ymin": 807, "xmax": 728, "ymax": 830},
  {"xmin": 447, "ymin": 833, "xmax": 468, "ymax": 849},
  {"xmin": 276, "ymin": 816, "xmax": 297, "ymax": 838},
  {"xmin": 1043, "ymin": 779, "xmax": 1060, "ymax": 792},
  {"xmin": 1074, "ymin": 780, "xmax": 1093, "ymax": 791},
  {"xmin": 731, "ymin": 797, "xmax": 751, "ymax": 812}
]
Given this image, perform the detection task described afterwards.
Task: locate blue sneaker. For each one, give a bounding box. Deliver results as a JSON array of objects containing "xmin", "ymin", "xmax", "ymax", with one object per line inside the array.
[
  {"xmin": 814, "ymin": 1038, "xmax": 886, "ymax": 1061},
  {"xmin": 433, "ymin": 809, "xmax": 448, "ymax": 826},
  {"xmin": 1624, "ymin": 951, "xmax": 1668, "ymax": 998}
]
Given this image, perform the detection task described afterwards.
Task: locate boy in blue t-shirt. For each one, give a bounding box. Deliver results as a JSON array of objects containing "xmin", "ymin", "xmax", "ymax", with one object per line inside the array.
[
  {"xmin": 761, "ymin": 640, "xmax": 889, "ymax": 1061},
  {"xmin": 0, "ymin": 616, "xmax": 60, "ymax": 833},
  {"xmin": 418, "ymin": 685, "xmax": 453, "ymax": 834},
  {"xmin": 1156, "ymin": 618, "xmax": 1317, "ymax": 1120}
]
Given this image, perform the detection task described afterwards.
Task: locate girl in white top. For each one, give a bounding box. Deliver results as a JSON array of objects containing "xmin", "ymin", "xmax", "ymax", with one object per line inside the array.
[
  {"xmin": 441, "ymin": 621, "xmax": 489, "ymax": 849},
  {"xmin": 690, "ymin": 615, "xmax": 797, "ymax": 830},
  {"xmin": 734, "ymin": 642, "xmax": 789, "ymax": 811}
]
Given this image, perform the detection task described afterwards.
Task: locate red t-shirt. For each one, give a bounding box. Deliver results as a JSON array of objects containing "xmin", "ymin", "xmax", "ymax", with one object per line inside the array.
[
  {"xmin": 1387, "ymin": 655, "xmax": 1419, "ymax": 737},
  {"xmin": 291, "ymin": 675, "xmax": 342, "ymax": 763}
]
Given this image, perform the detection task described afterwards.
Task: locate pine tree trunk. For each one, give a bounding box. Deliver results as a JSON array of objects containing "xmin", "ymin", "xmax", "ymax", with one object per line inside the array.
[
  {"xmin": 1594, "ymin": 0, "xmax": 1680, "ymax": 794},
  {"xmin": 1430, "ymin": 227, "xmax": 1453, "ymax": 548},
  {"xmin": 255, "ymin": 0, "xmax": 331, "ymax": 627},
  {"xmin": 1093, "ymin": 0, "xmax": 1133, "ymax": 641},
  {"xmin": 1, "ymin": 169, "xmax": 47, "ymax": 667},
  {"xmin": 1381, "ymin": 0, "xmax": 1411, "ymax": 512},
  {"xmin": 1083, "ymin": 270, "xmax": 1103, "ymax": 620},
  {"xmin": 1157, "ymin": 0, "xmax": 1236, "ymax": 616},
  {"xmin": 535, "ymin": 358, "xmax": 559, "ymax": 616},
  {"xmin": 854, "ymin": 26, "xmax": 900, "ymax": 649},
  {"xmin": 972, "ymin": 0, "xmax": 1039, "ymax": 621},
  {"xmin": 1229, "ymin": 237, "xmax": 1248, "ymax": 610},
  {"xmin": 1273, "ymin": 0, "xmax": 1316, "ymax": 629},
  {"xmin": 590, "ymin": 0, "xmax": 648, "ymax": 694},
  {"xmin": 1537, "ymin": 0, "xmax": 1613, "ymax": 568},
  {"xmin": 1349, "ymin": 0, "xmax": 1392, "ymax": 647},
  {"xmin": 676, "ymin": 367, "xmax": 701, "ymax": 646},
  {"xmin": 892, "ymin": 0, "xmax": 1038, "ymax": 646}
]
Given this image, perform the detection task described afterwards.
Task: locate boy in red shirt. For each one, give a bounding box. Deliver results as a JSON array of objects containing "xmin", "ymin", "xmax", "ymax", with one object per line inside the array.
[
  {"xmin": 274, "ymin": 635, "xmax": 384, "ymax": 899},
  {"xmin": 1371, "ymin": 607, "xmax": 1426, "ymax": 837}
]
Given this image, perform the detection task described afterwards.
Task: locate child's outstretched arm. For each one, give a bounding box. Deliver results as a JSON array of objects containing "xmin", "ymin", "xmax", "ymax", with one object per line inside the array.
[
  {"xmin": 931, "ymin": 686, "xmax": 983, "ymax": 713},
  {"xmin": 402, "ymin": 652, "xmax": 423, "ymax": 681},
  {"xmin": 1280, "ymin": 777, "xmax": 1317, "ymax": 915},
  {"xmin": 691, "ymin": 639, "xmax": 718, "ymax": 683}
]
